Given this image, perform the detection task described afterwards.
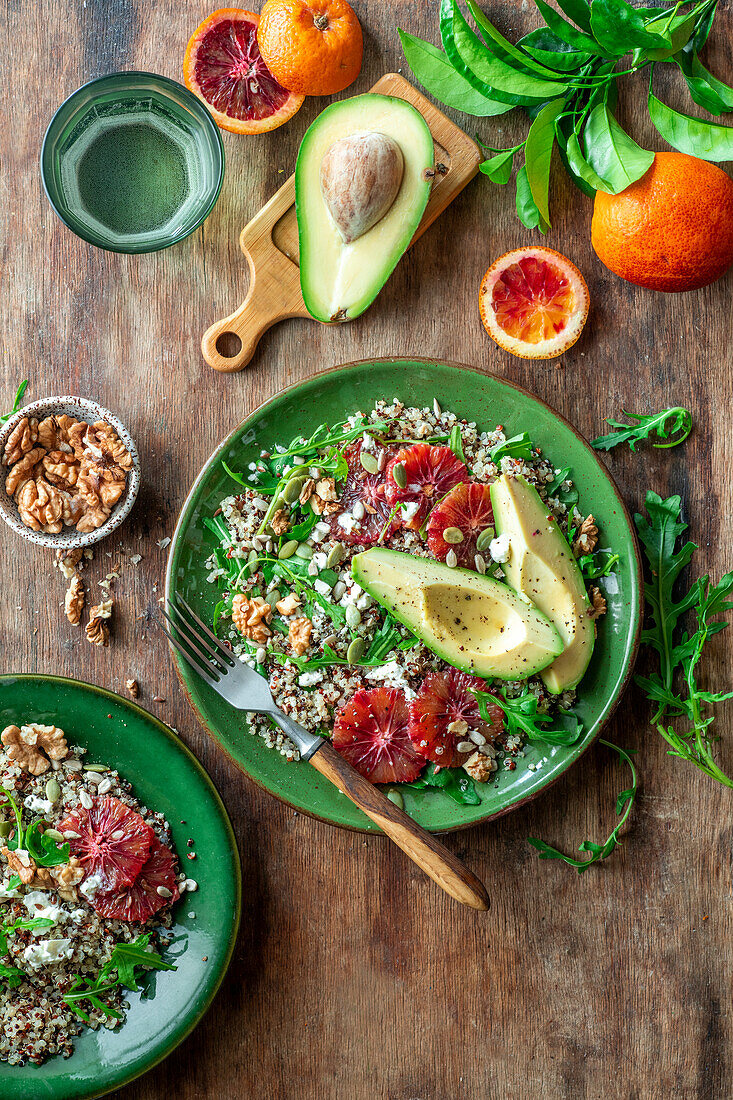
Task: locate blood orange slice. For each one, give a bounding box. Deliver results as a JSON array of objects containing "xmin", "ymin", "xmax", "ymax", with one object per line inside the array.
[
  {"xmin": 333, "ymin": 687, "xmax": 425, "ymax": 783},
  {"xmin": 385, "ymin": 444, "xmax": 469, "ymax": 531},
  {"xmin": 479, "ymin": 247, "xmax": 589, "ymax": 360},
  {"xmin": 408, "ymin": 670, "xmax": 503, "ymax": 768},
  {"xmin": 58, "ymin": 797, "xmax": 154, "ymax": 892},
  {"xmin": 93, "ymin": 834, "xmax": 181, "ymax": 923},
  {"xmin": 183, "ymin": 9, "xmax": 305, "ymax": 134},
  {"xmin": 426, "ymin": 483, "xmax": 494, "ymax": 567},
  {"xmin": 329, "ymin": 440, "xmax": 396, "ymax": 546}
]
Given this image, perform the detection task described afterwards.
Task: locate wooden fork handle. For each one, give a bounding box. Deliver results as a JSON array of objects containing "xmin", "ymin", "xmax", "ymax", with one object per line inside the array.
[{"xmin": 308, "ymin": 742, "xmax": 489, "ymax": 911}]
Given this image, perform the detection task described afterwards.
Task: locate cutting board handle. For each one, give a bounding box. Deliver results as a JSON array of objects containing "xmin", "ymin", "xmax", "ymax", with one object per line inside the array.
[{"xmin": 201, "ymin": 267, "xmax": 288, "ymax": 373}]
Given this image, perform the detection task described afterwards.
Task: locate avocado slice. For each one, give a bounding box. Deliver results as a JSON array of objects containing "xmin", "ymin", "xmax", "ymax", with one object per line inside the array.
[
  {"xmin": 490, "ymin": 475, "xmax": 595, "ymax": 694},
  {"xmin": 352, "ymin": 548, "xmax": 564, "ymax": 681},
  {"xmin": 295, "ymin": 94, "xmax": 434, "ymax": 323}
]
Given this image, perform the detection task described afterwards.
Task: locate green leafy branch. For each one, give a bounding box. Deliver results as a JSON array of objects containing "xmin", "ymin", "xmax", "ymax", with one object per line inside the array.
[
  {"xmin": 527, "ymin": 739, "xmax": 638, "ymax": 871},
  {"xmin": 62, "ymin": 933, "xmax": 176, "ymax": 1023},
  {"xmin": 399, "ymin": 0, "xmax": 732, "ymax": 230},
  {"xmin": 591, "ymin": 407, "xmax": 692, "ymax": 452},
  {"xmin": 634, "ymin": 491, "xmax": 733, "ymax": 786}
]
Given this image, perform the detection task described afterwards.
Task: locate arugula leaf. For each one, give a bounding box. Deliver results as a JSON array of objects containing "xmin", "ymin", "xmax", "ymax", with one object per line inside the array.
[
  {"xmin": 0, "ymin": 786, "xmax": 24, "ymax": 849},
  {"xmin": 24, "ymin": 820, "xmax": 70, "ymax": 868},
  {"xmin": 634, "ymin": 492, "xmax": 733, "ymax": 786},
  {"xmin": 1, "ymin": 380, "xmax": 29, "ymax": 424},
  {"xmin": 579, "ymin": 550, "xmax": 620, "ymax": 580},
  {"xmin": 591, "ymin": 407, "xmax": 692, "ymax": 452},
  {"xmin": 490, "ymin": 432, "xmax": 534, "ymax": 464},
  {"xmin": 447, "ymin": 424, "xmax": 467, "ymax": 465},
  {"xmin": 0, "ymin": 960, "xmax": 26, "ymax": 988},
  {"xmin": 62, "ymin": 933, "xmax": 176, "ymax": 1022},
  {"xmin": 478, "ymin": 688, "xmax": 584, "ymax": 747},
  {"xmin": 398, "ymin": 29, "xmax": 513, "ymax": 116},
  {"xmin": 0, "ymin": 916, "xmax": 56, "ymax": 959},
  {"xmin": 405, "ymin": 764, "xmax": 481, "ymax": 805},
  {"xmin": 527, "ymin": 740, "xmax": 638, "ymax": 872},
  {"xmin": 649, "ymin": 83, "xmax": 733, "ymax": 160},
  {"xmin": 546, "ymin": 466, "xmax": 579, "ymax": 507}
]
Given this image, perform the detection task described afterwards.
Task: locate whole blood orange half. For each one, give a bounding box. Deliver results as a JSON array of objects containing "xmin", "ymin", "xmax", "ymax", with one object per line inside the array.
[
  {"xmin": 591, "ymin": 152, "xmax": 733, "ymax": 292},
  {"xmin": 257, "ymin": 0, "xmax": 363, "ymax": 96},
  {"xmin": 479, "ymin": 247, "xmax": 589, "ymax": 360},
  {"xmin": 184, "ymin": 8, "xmax": 304, "ymax": 134}
]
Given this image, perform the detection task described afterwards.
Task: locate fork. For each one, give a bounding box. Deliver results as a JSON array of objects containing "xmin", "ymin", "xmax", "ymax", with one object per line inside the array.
[{"xmin": 161, "ymin": 594, "xmax": 489, "ymax": 911}]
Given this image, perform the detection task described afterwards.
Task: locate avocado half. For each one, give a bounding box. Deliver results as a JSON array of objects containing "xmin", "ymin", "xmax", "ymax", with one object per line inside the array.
[
  {"xmin": 295, "ymin": 94, "xmax": 434, "ymax": 323},
  {"xmin": 352, "ymin": 548, "xmax": 563, "ymax": 681},
  {"xmin": 490, "ymin": 475, "xmax": 595, "ymax": 694}
]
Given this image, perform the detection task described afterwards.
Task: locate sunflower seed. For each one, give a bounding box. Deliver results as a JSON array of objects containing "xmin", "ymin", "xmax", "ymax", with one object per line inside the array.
[
  {"xmin": 446, "ymin": 549, "xmax": 458, "ymax": 568},
  {"xmin": 326, "ymin": 543, "xmax": 345, "ymax": 568},
  {"xmin": 347, "ymin": 638, "xmax": 366, "ymax": 663},
  {"xmin": 345, "ymin": 605, "xmax": 362, "ymax": 628},
  {"xmin": 474, "ymin": 553, "xmax": 486, "ymax": 575},
  {"xmin": 97, "ymin": 778, "xmax": 113, "ymax": 795},
  {"xmin": 64, "ymin": 759, "xmax": 83, "ymax": 772},
  {"xmin": 469, "ymin": 730, "xmax": 486, "ymax": 745},
  {"xmin": 79, "ymin": 790, "xmax": 93, "ymax": 810},
  {"xmin": 392, "ymin": 462, "xmax": 407, "ymax": 489},
  {"xmin": 256, "ymin": 647, "xmax": 267, "ymax": 664},
  {"xmin": 332, "ymin": 581, "xmax": 346, "ymax": 600},
  {"xmin": 156, "ymin": 885, "xmax": 173, "ymax": 898},
  {"xmin": 352, "ymin": 501, "xmax": 365, "ymax": 521},
  {"xmin": 457, "ymin": 741, "xmax": 475, "ymax": 753},
  {"xmin": 386, "ymin": 789, "xmax": 404, "ymax": 809},
  {"xmin": 278, "ymin": 540, "xmax": 299, "ymax": 560},
  {"xmin": 252, "ymin": 535, "xmax": 263, "ymax": 552},
  {"xmin": 476, "ymin": 527, "xmax": 495, "ymax": 553},
  {"xmin": 443, "ymin": 527, "xmax": 464, "ymax": 544},
  {"xmin": 45, "ymin": 778, "xmax": 61, "ymax": 804},
  {"xmin": 84, "ymin": 771, "xmax": 103, "ymax": 786},
  {"xmin": 377, "ymin": 450, "xmax": 387, "ymax": 471},
  {"xmin": 360, "ymin": 451, "xmax": 379, "ymax": 474}
]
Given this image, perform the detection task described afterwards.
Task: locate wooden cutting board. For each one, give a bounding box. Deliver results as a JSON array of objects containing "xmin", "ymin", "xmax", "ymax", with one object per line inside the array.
[{"xmin": 201, "ymin": 72, "xmax": 482, "ymax": 373}]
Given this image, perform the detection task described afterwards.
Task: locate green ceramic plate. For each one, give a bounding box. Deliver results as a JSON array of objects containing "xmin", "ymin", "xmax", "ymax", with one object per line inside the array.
[
  {"xmin": 166, "ymin": 358, "xmax": 642, "ymax": 833},
  {"xmin": 0, "ymin": 674, "xmax": 241, "ymax": 1100}
]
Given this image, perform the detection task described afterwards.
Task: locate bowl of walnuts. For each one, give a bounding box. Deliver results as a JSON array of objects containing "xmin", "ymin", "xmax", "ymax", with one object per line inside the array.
[{"xmin": 0, "ymin": 395, "xmax": 140, "ymax": 549}]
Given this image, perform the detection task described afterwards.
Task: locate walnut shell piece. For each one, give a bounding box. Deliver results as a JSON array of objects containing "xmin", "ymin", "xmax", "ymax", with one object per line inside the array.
[
  {"xmin": 3, "ymin": 416, "xmax": 38, "ymax": 466},
  {"xmin": 64, "ymin": 574, "xmax": 85, "ymax": 625}
]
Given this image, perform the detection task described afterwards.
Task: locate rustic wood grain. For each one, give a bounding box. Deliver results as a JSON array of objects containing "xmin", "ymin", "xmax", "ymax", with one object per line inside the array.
[{"xmin": 1, "ymin": 1, "xmax": 732, "ymax": 1097}]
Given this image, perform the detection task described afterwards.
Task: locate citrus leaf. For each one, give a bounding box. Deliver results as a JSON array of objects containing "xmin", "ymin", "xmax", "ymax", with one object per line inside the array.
[
  {"xmin": 465, "ymin": 0, "xmax": 565, "ymax": 78},
  {"xmin": 565, "ymin": 130, "xmax": 611, "ymax": 191},
  {"xmin": 554, "ymin": 115, "xmax": 597, "ymax": 196},
  {"xmin": 533, "ymin": 0, "xmax": 607, "ymax": 56},
  {"xmin": 518, "ymin": 28, "xmax": 593, "ymax": 71},
  {"xmin": 479, "ymin": 149, "xmax": 516, "ymax": 183},
  {"xmin": 590, "ymin": 0, "xmax": 672, "ymax": 55},
  {"xmin": 674, "ymin": 48, "xmax": 733, "ymax": 115},
  {"xmin": 649, "ymin": 89, "xmax": 733, "ymax": 159},
  {"xmin": 524, "ymin": 98, "xmax": 565, "ymax": 225},
  {"xmin": 553, "ymin": 0, "xmax": 593, "ymax": 34},
  {"xmin": 398, "ymin": 29, "xmax": 513, "ymax": 116},
  {"xmin": 583, "ymin": 103, "xmax": 654, "ymax": 193}
]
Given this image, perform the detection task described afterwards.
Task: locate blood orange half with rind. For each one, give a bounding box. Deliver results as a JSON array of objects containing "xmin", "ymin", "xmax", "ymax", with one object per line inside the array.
[
  {"xmin": 385, "ymin": 444, "xmax": 469, "ymax": 531},
  {"xmin": 93, "ymin": 834, "xmax": 181, "ymax": 923},
  {"xmin": 479, "ymin": 247, "xmax": 589, "ymax": 360},
  {"xmin": 183, "ymin": 8, "xmax": 305, "ymax": 134},
  {"xmin": 408, "ymin": 670, "xmax": 503, "ymax": 768},
  {"xmin": 58, "ymin": 796, "xmax": 154, "ymax": 892},
  {"xmin": 333, "ymin": 687, "xmax": 425, "ymax": 784}
]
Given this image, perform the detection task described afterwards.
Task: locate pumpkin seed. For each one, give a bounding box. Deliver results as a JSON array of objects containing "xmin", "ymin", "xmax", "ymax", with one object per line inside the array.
[
  {"xmin": 0, "ymin": 820, "xmax": 11, "ymax": 838},
  {"xmin": 326, "ymin": 543, "xmax": 344, "ymax": 568},
  {"xmin": 283, "ymin": 476, "xmax": 307, "ymax": 504},
  {"xmin": 345, "ymin": 605, "xmax": 362, "ymax": 628},
  {"xmin": 392, "ymin": 462, "xmax": 407, "ymax": 489},
  {"xmin": 278, "ymin": 540, "xmax": 299, "ymax": 560},
  {"xmin": 84, "ymin": 763, "xmax": 109, "ymax": 773},
  {"xmin": 295, "ymin": 543, "xmax": 313, "ymax": 560},
  {"xmin": 266, "ymin": 589, "xmax": 281, "ymax": 607},
  {"xmin": 45, "ymin": 777, "xmax": 61, "ymax": 804},
  {"xmin": 476, "ymin": 527, "xmax": 495, "ymax": 553},
  {"xmin": 360, "ymin": 450, "xmax": 379, "ymax": 474},
  {"xmin": 386, "ymin": 789, "xmax": 404, "ymax": 809},
  {"xmin": 347, "ymin": 638, "xmax": 366, "ymax": 663},
  {"xmin": 247, "ymin": 549, "xmax": 259, "ymax": 566},
  {"xmin": 44, "ymin": 827, "xmax": 66, "ymax": 842},
  {"xmin": 442, "ymin": 526, "xmax": 464, "ymax": 545}
]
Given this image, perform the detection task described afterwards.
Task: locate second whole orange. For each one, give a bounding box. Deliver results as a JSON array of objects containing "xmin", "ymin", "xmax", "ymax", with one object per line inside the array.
[
  {"xmin": 591, "ymin": 152, "xmax": 733, "ymax": 292},
  {"xmin": 257, "ymin": 0, "xmax": 363, "ymax": 96}
]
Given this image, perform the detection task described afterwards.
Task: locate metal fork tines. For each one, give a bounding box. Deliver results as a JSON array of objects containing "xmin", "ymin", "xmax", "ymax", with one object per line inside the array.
[{"xmin": 160, "ymin": 593, "xmax": 323, "ymax": 757}]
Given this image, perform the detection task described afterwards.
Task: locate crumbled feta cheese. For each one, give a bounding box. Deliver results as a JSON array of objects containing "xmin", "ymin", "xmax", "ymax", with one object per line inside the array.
[
  {"xmin": 312, "ymin": 551, "xmax": 328, "ymax": 570},
  {"xmin": 23, "ymin": 891, "xmax": 64, "ymax": 929},
  {"xmin": 337, "ymin": 513, "xmax": 359, "ymax": 534},
  {"xmin": 24, "ymin": 795, "xmax": 54, "ymax": 815},
  {"xmin": 298, "ymin": 671, "xmax": 324, "ymax": 688},
  {"xmin": 23, "ymin": 938, "xmax": 73, "ymax": 969},
  {"xmin": 355, "ymin": 593, "xmax": 373, "ymax": 610},
  {"xmin": 364, "ymin": 661, "xmax": 416, "ymax": 699},
  {"xmin": 361, "ymin": 432, "xmax": 375, "ymax": 452},
  {"xmin": 0, "ymin": 882, "xmax": 21, "ymax": 901},
  {"xmin": 400, "ymin": 501, "xmax": 420, "ymax": 523},
  {"xmin": 314, "ymin": 579, "xmax": 332, "ymax": 597},
  {"xmin": 489, "ymin": 533, "xmax": 511, "ymax": 563},
  {"xmin": 79, "ymin": 872, "xmax": 104, "ymax": 903}
]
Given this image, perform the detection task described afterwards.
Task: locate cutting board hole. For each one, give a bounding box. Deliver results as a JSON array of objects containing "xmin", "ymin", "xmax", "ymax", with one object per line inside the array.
[{"xmin": 216, "ymin": 332, "xmax": 242, "ymax": 358}]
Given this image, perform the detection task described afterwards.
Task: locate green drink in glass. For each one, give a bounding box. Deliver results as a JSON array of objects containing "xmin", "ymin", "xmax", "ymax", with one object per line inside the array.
[{"xmin": 42, "ymin": 72, "xmax": 224, "ymax": 253}]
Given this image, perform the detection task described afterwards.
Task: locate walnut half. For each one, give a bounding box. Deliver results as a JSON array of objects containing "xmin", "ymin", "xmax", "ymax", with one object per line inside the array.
[
  {"xmin": 232, "ymin": 595, "xmax": 272, "ymax": 643},
  {"xmin": 64, "ymin": 574, "xmax": 85, "ymax": 625},
  {"xmin": 1, "ymin": 723, "xmax": 69, "ymax": 775},
  {"xmin": 86, "ymin": 598, "xmax": 113, "ymax": 646}
]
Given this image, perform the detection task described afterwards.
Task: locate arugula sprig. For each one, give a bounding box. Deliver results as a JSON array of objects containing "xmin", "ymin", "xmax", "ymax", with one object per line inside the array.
[
  {"xmin": 62, "ymin": 933, "xmax": 176, "ymax": 1023},
  {"xmin": 591, "ymin": 407, "xmax": 693, "ymax": 452},
  {"xmin": 634, "ymin": 491, "xmax": 733, "ymax": 787},
  {"xmin": 399, "ymin": 0, "xmax": 731, "ymax": 230},
  {"xmin": 404, "ymin": 764, "xmax": 481, "ymax": 805},
  {"xmin": 0, "ymin": 916, "xmax": 56, "ymax": 987},
  {"xmin": 527, "ymin": 740, "xmax": 638, "ymax": 872},
  {"xmin": 490, "ymin": 432, "xmax": 534, "ymax": 465},
  {"xmin": 1, "ymin": 380, "xmax": 29, "ymax": 423},
  {"xmin": 475, "ymin": 687, "xmax": 584, "ymax": 747}
]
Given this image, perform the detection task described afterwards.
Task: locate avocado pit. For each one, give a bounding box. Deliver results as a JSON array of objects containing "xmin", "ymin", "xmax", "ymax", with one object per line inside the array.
[{"xmin": 320, "ymin": 131, "xmax": 404, "ymax": 244}]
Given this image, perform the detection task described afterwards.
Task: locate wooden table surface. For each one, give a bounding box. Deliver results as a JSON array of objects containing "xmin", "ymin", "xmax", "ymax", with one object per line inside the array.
[{"xmin": 3, "ymin": 2, "xmax": 732, "ymax": 1097}]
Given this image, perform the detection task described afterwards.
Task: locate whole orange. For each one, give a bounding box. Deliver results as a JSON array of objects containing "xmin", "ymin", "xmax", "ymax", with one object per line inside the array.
[
  {"xmin": 257, "ymin": 0, "xmax": 363, "ymax": 96},
  {"xmin": 591, "ymin": 152, "xmax": 733, "ymax": 292}
]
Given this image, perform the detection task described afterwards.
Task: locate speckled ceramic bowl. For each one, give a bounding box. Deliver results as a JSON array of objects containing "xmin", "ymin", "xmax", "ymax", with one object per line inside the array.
[{"xmin": 0, "ymin": 396, "xmax": 140, "ymax": 549}]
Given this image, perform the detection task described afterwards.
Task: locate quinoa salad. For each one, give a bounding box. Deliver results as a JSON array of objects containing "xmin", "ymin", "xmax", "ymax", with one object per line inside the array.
[
  {"xmin": 0, "ymin": 722, "xmax": 194, "ymax": 1066},
  {"xmin": 204, "ymin": 398, "xmax": 617, "ymax": 803}
]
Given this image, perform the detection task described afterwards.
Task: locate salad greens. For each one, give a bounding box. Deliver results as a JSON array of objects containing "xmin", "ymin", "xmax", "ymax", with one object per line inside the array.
[
  {"xmin": 399, "ymin": 0, "xmax": 732, "ymax": 230},
  {"xmin": 527, "ymin": 739, "xmax": 638, "ymax": 871},
  {"xmin": 404, "ymin": 764, "xmax": 481, "ymax": 805},
  {"xmin": 475, "ymin": 687, "xmax": 584, "ymax": 747},
  {"xmin": 1, "ymin": 380, "xmax": 28, "ymax": 423},
  {"xmin": 1, "ymin": 785, "xmax": 70, "ymax": 891},
  {"xmin": 490, "ymin": 431, "xmax": 534, "ymax": 465},
  {"xmin": 0, "ymin": 916, "xmax": 56, "ymax": 988},
  {"xmin": 591, "ymin": 407, "xmax": 693, "ymax": 451},
  {"xmin": 62, "ymin": 933, "xmax": 176, "ymax": 1023},
  {"xmin": 634, "ymin": 491, "xmax": 733, "ymax": 786}
]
